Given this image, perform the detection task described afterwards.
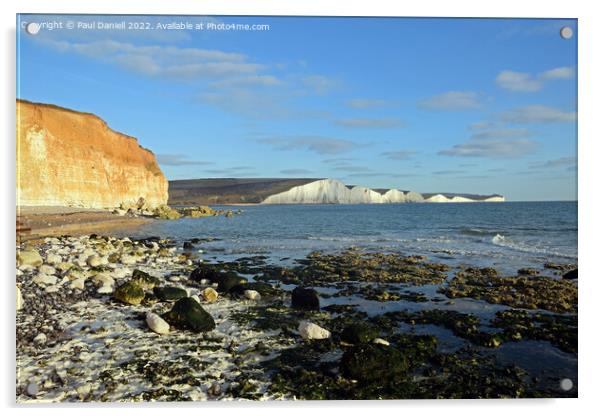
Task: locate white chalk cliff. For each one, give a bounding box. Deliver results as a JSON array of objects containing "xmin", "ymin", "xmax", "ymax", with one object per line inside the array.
[{"xmin": 261, "ymin": 179, "xmax": 504, "ymax": 204}]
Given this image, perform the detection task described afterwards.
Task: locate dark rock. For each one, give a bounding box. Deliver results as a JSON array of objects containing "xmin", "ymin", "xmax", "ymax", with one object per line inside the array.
[
  {"xmin": 292, "ymin": 287, "xmax": 320, "ymax": 311},
  {"xmin": 340, "ymin": 343, "xmax": 408, "ymax": 383},
  {"xmin": 131, "ymin": 269, "xmax": 161, "ymax": 290},
  {"xmin": 229, "ymin": 282, "xmax": 280, "ymax": 297},
  {"xmin": 113, "ymin": 282, "xmax": 145, "ymax": 305},
  {"xmin": 562, "ymin": 269, "xmax": 578, "ymax": 280},
  {"xmin": 214, "ymin": 272, "xmax": 247, "ymax": 293},
  {"xmin": 341, "ymin": 322, "xmax": 379, "ymax": 344},
  {"xmin": 153, "ymin": 286, "xmax": 188, "ymax": 302},
  {"xmin": 518, "ymin": 268, "xmax": 539, "ymax": 276},
  {"xmin": 162, "ymin": 297, "xmax": 216, "ymax": 333},
  {"xmin": 183, "ymin": 242, "xmax": 194, "ymax": 250},
  {"xmin": 190, "ymin": 264, "xmax": 222, "ymax": 282}
]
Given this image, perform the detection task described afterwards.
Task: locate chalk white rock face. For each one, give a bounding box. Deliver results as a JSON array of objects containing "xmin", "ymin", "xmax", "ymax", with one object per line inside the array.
[
  {"xmin": 244, "ymin": 290, "xmax": 261, "ymax": 301},
  {"xmin": 298, "ymin": 321, "xmax": 331, "ymax": 340},
  {"xmin": 404, "ymin": 191, "xmax": 425, "ymax": 203},
  {"xmin": 450, "ymin": 196, "xmax": 475, "ymax": 203},
  {"xmin": 383, "ymin": 189, "xmax": 407, "ymax": 203},
  {"xmin": 349, "ymin": 186, "xmax": 385, "ymax": 203},
  {"xmin": 484, "ymin": 196, "xmax": 505, "ymax": 202},
  {"xmin": 146, "ymin": 312, "xmax": 170, "ymax": 335},
  {"xmin": 425, "ymin": 194, "xmax": 451, "ymax": 203},
  {"xmin": 262, "ymin": 179, "xmax": 352, "ymax": 204}
]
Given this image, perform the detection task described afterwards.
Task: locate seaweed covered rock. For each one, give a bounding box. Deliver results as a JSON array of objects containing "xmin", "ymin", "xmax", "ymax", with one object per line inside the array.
[
  {"xmin": 340, "ymin": 343, "xmax": 408, "ymax": 383},
  {"xmin": 154, "ymin": 205, "xmax": 182, "ymax": 220},
  {"xmin": 153, "ymin": 286, "xmax": 188, "ymax": 302},
  {"xmin": 131, "ymin": 269, "xmax": 161, "ymax": 290},
  {"xmin": 162, "ymin": 297, "xmax": 216, "ymax": 333},
  {"xmin": 113, "ymin": 281, "xmax": 145, "ymax": 305},
  {"xmin": 341, "ymin": 322, "xmax": 379, "ymax": 344},
  {"xmin": 292, "ymin": 287, "xmax": 320, "ymax": 311}
]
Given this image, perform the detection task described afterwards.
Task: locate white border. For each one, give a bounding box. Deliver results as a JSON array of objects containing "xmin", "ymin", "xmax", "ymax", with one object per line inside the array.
[{"xmin": 2, "ymin": 1, "xmax": 600, "ymax": 415}]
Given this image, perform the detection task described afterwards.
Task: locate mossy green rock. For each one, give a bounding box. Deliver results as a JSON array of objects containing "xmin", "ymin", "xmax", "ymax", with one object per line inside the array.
[
  {"xmin": 131, "ymin": 269, "xmax": 161, "ymax": 290},
  {"xmin": 340, "ymin": 344, "xmax": 408, "ymax": 383},
  {"xmin": 153, "ymin": 286, "xmax": 188, "ymax": 302},
  {"xmin": 154, "ymin": 205, "xmax": 182, "ymax": 220},
  {"xmin": 162, "ymin": 297, "xmax": 216, "ymax": 332},
  {"xmin": 341, "ymin": 322, "xmax": 379, "ymax": 344},
  {"xmin": 114, "ymin": 281, "xmax": 145, "ymax": 305}
]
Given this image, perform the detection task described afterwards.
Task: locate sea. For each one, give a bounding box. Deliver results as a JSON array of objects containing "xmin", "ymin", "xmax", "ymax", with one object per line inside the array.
[{"xmin": 130, "ymin": 201, "xmax": 577, "ymax": 275}]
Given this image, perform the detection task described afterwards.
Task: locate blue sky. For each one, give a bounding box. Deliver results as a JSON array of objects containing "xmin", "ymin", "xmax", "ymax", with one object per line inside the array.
[{"xmin": 17, "ymin": 15, "xmax": 577, "ymax": 201}]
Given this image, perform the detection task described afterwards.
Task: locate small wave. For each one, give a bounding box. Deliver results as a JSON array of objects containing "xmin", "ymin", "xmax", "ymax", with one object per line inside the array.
[
  {"xmin": 459, "ymin": 228, "xmax": 502, "ymax": 236},
  {"xmin": 307, "ymin": 236, "xmax": 403, "ymax": 243},
  {"xmin": 491, "ymin": 234, "xmax": 576, "ymax": 259}
]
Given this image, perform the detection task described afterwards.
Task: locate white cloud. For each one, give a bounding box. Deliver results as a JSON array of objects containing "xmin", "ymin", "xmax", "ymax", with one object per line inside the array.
[
  {"xmin": 210, "ymin": 75, "xmax": 284, "ymax": 88},
  {"xmin": 496, "ymin": 70, "xmax": 542, "ymax": 92},
  {"xmin": 334, "ymin": 117, "xmax": 404, "ymax": 128},
  {"xmin": 418, "ymin": 91, "xmax": 481, "ymax": 110},
  {"xmin": 540, "ymin": 67, "xmax": 574, "ymax": 80},
  {"xmin": 500, "ymin": 105, "xmax": 576, "ymax": 123},
  {"xmin": 439, "ymin": 128, "xmax": 537, "ymax": 158},
  {"xmin": 258, "ymin": 136, "xmax": 361, "ymax": 155},
  {"xmin": 157, "ymin": 154, "xmax": 213, "ymax": 166},
  {"xmin": 496, "ymin": 67, "xmax": 574, "ymax": 92},
  {"xmin": 301, "ymin": 75, "xmax": 339, "ymax": 94},
  {"xmin": 346, "ymin": 99, "xmax": 388, "ymax": 109},
  {"xmin": 380, "ymin": 150, "xmax": 415, "ymax": 160}
]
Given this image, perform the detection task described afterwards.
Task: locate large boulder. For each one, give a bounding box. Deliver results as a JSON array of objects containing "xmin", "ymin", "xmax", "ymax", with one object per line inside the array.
[
  {"xmin": 341, "ymin": 322, "xmax": 379, "ymax": 344},
  {"xmin": 113, "ymin": 281, "xmax": 145, "ymax": 305},
  {"xmin": 131, "ymin": 269, "xmax": 161, "ymax": 290},
  {"xmin": 153, "ymin": 286, "xmax": 188, "ymax": 302},
  {"xmin": 292, "ymin": 286, "xmax": 320, "ymax": 311},
  {"xmin": 154, "ymin": 205, "xmax": 182, "ymax": 220},
  {"xmin": 340, "ymin": 344, "xmax": 408, "ymax": 383},
  {"xmin": 162, "ymin": 297, "xmax": 216, "ymax": 333}
]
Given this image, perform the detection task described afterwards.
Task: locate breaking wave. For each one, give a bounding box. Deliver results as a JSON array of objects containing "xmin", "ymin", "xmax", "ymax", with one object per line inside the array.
[{"xmin": 491, "ymin": 234, "xmax": 575, "ymax": 259}]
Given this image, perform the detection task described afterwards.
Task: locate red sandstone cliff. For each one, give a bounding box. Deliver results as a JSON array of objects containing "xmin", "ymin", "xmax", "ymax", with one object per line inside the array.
[{"xmin": 16, "ymin": 100, "xmax": 168, "ymax": 209}]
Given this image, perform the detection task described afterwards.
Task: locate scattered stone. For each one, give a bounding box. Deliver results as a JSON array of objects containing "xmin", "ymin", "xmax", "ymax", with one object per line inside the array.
[
  {"xmin": 201, "ymin": 287, "xmax": 219, "ymax": 303},
  {"xmin": 298, "ymin": 321, "xmax": 331, "ymax": 340},
  {"xmin": 518, "ymin": 267, "xmax": 539, "ymax": 275},
  {"xmin": 113, "ymin": 281, "xmax": 145, "ymax": 305},
  {"xmin": 131, "ymin": 269, "xmax": 161, "ymax": 290},
  {"xmin": 153, "ymin": 286, "xmax": 188, "ymax": 302},
  {"xmin": 26, "ymin": 382, "xmax": 39, "ymax": 397},
  {"xmin": 33, "ymin": 274, "xmax": 58, "ymax": 286},
  {"xmin": 16, "ymin": 286, "xmax": 23, "ymax": 311},
  {"xmin": 291, "ymin": 286, "xmax": 320, "ymax": 311},
  {"xmin": 146, "ymin": 312, "xmax": 170, "ymax": 335},
  {"xmin": 17, "ymin": 249, "xmax": 43, "ymax": 267},
  {"xmin": 183, "ymin": 242, "xmax": 194, "ymax": 250},
  {"xmin": 39, "ymin": 264, "xmax": 56, "ymax": 275},
  {"xmin": 244, "ymin": 290, "xmax": 261, "ymax": 301},
  {"xmin": 70, "ymin": 277, "xmax": 86, "ymax": 290},
  {"xmin": 162, "ymin": 297, "xmax": 216, "ymax": 333},
  {"xmin": 372, "ymin": 338, "xmax": 390, "ymax": 346},
  {"xmin": 208, "ymin": 381, "xmax": 221, "ymax": 396},
  {"xmin": 33, "ymin": 333, "xmax": 47, "ymax": 345}
]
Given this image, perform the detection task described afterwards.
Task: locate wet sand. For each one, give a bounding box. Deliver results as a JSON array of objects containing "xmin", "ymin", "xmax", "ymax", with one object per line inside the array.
[{"xmin": 17, "ymin": 206, "xmax": 152, "ymax": 243}]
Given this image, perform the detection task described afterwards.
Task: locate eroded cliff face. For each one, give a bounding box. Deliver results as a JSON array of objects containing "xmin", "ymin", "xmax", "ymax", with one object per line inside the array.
[{"xmin": 17, "ymin": 100, "xmax": 168, "ymax": 209}]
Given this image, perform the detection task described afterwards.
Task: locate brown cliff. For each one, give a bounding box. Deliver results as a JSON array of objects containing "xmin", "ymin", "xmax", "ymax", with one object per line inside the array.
[{"xmin": 16, "ymin": 100, "xmax": 168, "ymax": 209}]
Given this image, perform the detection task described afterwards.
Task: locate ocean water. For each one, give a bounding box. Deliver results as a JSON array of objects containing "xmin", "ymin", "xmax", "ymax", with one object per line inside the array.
[{"xmin": 131, "ymin": 201, "xmax": 577, "ymax": 274}]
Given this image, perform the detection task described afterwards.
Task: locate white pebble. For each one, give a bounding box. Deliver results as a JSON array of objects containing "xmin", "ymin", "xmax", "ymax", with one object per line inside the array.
[
  {"xmin": 33, "ymin": 333, "xmax": 47, "ymax": 345},
  {"xmin": 146, "ymin": 312, "xmax": 170, "ymax": 335},
  {"xmin": 16, "ymin": 286, "xmax": 23, "ymax": 311},
  {"xmin": 372, "ymin": 338, "xmax": 390, "ymax": 346},
  {"xmin": 298, "ymin": 321, "xmax": 331, "ymax": 340},
  {"xmin": 26, "ymin": 382, "xmax": 39, "ymax": 396},
  {"xmin": 244, "ymin": 290, "xmax": 261, "ymax": 301}
]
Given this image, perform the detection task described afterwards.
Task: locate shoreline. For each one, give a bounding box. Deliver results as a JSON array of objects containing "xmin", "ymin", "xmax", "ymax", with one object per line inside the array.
[{"xmin": 16, "ymin": 228, "xmax": 578, "ymax": 401}]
